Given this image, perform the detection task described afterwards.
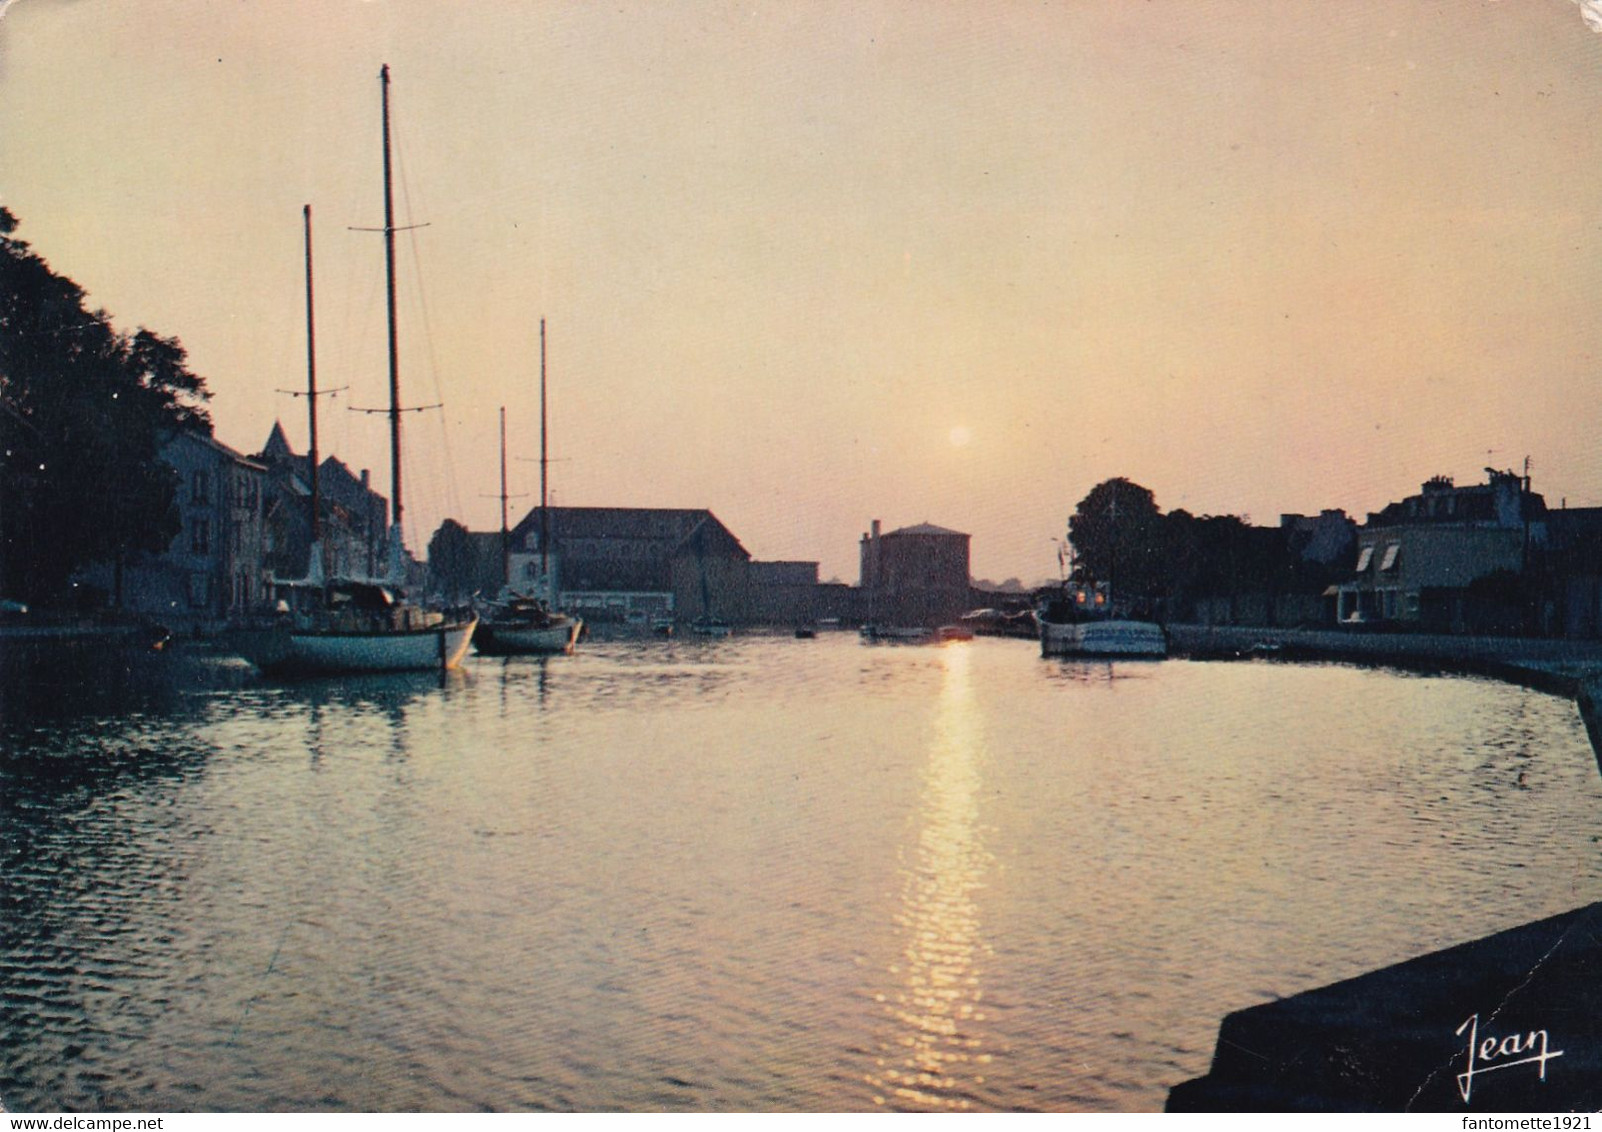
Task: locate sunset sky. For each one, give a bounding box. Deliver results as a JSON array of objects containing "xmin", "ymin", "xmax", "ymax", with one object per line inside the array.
[{"xmin": 4, "ymin": 1, "xmax": 1602, "ymax": 582}]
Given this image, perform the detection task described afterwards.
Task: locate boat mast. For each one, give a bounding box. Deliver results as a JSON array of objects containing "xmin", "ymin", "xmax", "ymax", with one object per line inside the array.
[
  {"xmin": 500, "ymin": 405, "xmax": 511, "ymax": 590},
  {"xmin": 303, "ymin": 204, "xmax": 321, "ymax": 546},
  {"xmin": 380, "ymin": 63, "xmax": 403, "ymax": 536},
  {"xmin": 539, "ymin": 317, "xmax": 549, "ymax": 589}
]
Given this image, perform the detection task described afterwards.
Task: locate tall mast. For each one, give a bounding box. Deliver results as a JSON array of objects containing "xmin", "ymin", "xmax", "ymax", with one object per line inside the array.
[
  {"xmin": 540, "ymin": 317, "xmax": 549, "ymax": 585},
  {"xmin": 303, "ymin": 204, "xmax": 321, "ymax": 545},
  {"xmin": 380, "ymin": 63, "xmax": 403, "ymax": 535},
  {"xmin": 500, "ymin": 406, "xmax": 510, "ymax": 589}
]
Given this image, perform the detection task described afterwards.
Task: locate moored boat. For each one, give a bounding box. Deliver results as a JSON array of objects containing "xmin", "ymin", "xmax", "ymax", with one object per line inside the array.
[
  {"xmin": 475, "ymin": 593, "xmax": 580, "ymax": 655},
  {"xmin": 243, "ymin": 580, "xmax": 477, "ymax": 675},
  {"xmin": 1037, "ymin": 614, "xmax": 1167, "ymax": 658},
  {"xmin": 957, "ymin": 606, "xmax": 1038, "ymax": 639},
  {"xmin": 241, "ymin": 68, "xmax": 477, "ymax": 677},
  {"xmin": 860, "ymin": 624, "xmax": 937, "ymax": 644},
  {"xmin": 471, "ymin": 335, "xmax": 583, "ymax": 657},
  {"xmin": 1036, "ymin": 593, "xmax": 1167, "ymax": 658},
  {"xmin": 1038, "ymin": 507, "xmax": 1166, "ymax": 659}
]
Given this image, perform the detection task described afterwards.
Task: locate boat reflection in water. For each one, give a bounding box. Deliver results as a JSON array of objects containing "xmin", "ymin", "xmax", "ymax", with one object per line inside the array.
[{"xmin": 869, "ymin": 643, "xmax": 994, "ymax": 1110}]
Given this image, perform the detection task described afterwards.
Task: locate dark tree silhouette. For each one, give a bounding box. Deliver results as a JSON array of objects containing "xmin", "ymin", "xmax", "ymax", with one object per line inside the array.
[
  {"xmin": 0, "ymin": 207, "xmax": 211, "ymax": 605},
  {"xmin": 1067, "ymin": 477, "xmax": 1166, "ymax": 600},
  {"xmin": 426, "ymin": 519, "xmax": 477, "ymax": 603}
]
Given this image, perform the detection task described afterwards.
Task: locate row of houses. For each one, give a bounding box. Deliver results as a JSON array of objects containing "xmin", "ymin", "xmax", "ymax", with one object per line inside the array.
[
  {"xmin": 87, "ymin": 418, "xmax": 983, "ymax": 632},
  {"xmin": 81, "ymin": 423, "xmax": 402, "ymax": 633},
  {"xmin": 1215, "ymin": 468, "xmax": 1602, "ymax": 638},
  {"xmin": 92, "ymin": 420, "xmax": 1602, "ymax": 642}
]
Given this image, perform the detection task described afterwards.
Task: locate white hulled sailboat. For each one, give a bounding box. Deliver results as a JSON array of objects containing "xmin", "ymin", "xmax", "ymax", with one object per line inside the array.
[{"xmin": 243, "ymin": 67, "xmax": 476, "ymax": 676}]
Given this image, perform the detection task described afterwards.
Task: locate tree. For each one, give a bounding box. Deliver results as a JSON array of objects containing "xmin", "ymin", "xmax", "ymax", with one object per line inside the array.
[
  {"xmin": 426, "ymin": 519, "xmax": 477, "ymax": 603},
  {"xmin": 0, "ymin": 208, "xmax": 212, "ymax": 605},
  {"xmin": 1067, "ymin": 477, "xmax": 1167, "ymax": 600}
]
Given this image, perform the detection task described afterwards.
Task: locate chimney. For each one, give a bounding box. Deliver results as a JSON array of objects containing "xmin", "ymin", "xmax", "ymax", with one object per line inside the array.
[{"xmin": 361, "ymin": 469, "xmax": 370, "ymax": 490}]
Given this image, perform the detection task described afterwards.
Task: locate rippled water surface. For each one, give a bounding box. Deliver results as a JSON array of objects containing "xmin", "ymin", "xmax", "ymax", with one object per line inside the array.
[{"xmin": 3, "ymin": 634, "xmax": 1601, "ymax": 1112}]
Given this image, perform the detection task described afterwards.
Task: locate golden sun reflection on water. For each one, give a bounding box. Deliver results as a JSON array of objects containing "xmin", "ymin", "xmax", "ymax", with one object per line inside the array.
[{"xmin": 869, "ymin": 644, "xmax": 996, "ymax": 1110}]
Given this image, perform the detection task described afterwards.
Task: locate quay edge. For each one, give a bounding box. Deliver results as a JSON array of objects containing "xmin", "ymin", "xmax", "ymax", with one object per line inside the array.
[
  {"xmin": 1167, "ymin": 902, "xmax": 1602, "ymax": 1111},
  {"xmin": 1165, "ymin": 625, "xmax": 1602, "ymax": 1111}
]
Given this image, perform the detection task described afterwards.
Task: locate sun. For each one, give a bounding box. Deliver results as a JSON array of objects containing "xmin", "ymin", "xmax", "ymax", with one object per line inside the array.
[{"xmin": 948, "ymin": 425, "xmax": 972, "ymax": 448}]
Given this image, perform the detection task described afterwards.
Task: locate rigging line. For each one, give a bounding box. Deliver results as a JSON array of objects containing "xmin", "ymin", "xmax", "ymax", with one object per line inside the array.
[
  {"xmin": 395, "ymin": 146, "xmax": 465, "ymax": 548},
  {"xmin": 406, "ymin": 219, "xmax": 464, "ymax": 543}
]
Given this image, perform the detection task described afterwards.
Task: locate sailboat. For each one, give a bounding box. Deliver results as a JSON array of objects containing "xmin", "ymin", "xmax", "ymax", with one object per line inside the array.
[
  {"xmin": 473, "ymin": 328, "xmax": 583, "ymax": 656},
  {"xmin": 243, "ymin": 67, "xmax": 476, "ymax": 676}
]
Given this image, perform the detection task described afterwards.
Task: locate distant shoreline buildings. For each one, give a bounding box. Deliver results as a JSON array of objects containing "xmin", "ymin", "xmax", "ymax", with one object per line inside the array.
[{"xmin": 63, "ymin": 417, "xmax": 1602, "ymax": 643}]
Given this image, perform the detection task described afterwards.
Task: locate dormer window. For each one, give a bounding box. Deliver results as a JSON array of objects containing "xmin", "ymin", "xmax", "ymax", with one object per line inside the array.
[
  {"xmin": 1355, "ymin": 546, "xmax": 1374, "ymax": 572},
  {"xmin": 1380, "ymin": 544, "xmax": 1400, "ymax": 571}
]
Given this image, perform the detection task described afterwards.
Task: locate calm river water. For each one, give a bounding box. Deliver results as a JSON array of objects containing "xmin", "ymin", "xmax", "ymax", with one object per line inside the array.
[{"xmin": 3, "ymin": 633, "xmax": 1601, "ymax": 1112}]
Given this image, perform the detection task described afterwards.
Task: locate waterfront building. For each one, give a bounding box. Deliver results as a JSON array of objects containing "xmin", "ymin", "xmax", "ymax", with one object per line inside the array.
[
  {"xmin": 1331, "ymin": 470, "xmax": 1546, "ymax": 631},
  {"xmin": 506, "ymin": 506, "xmax": 742, "ymax": 624},
  {"xmin": 81, "ymin": 429, "xmax": 270, "ymax": 632},
  {"xmin": 496, "ymin": 505, "xmax": 848, "ymax": 626},
  {"xmin": 858, "ymin": 519, "xmax": 972, "ymax": 627},
  {"xmin": 255, "ymin": 422, "xmax": 395, "ymax": 586}
]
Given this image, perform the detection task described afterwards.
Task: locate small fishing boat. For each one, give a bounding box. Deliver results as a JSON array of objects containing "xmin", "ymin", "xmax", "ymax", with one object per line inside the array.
[
  {"xmin": 957, "ymin": 607, "xmax": 1037, "ymax": 638},
  {"xmin": 859, "ymin": 624, "xmax": 937, "ymax": 644},
  {"xmin": 1036, "ymin": 590, "xmax": 1166, "ymax": 659},
  {"xmin": 1037, "ymin": 612, "xmax": 1167, "ymax": 658},
  {"xmin": 1037, "ymin": 509, "xmax": 1165, "ymax": 659}
]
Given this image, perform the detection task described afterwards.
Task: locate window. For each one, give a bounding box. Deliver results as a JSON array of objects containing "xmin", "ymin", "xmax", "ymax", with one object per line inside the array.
[
  {"xmin": 187, "ymin": 572, "xmax": 209, "ymax": 608},
  {"xmin": 1355, "ymin": 546, "xmax": 1374, "ymax": 572},
  {"xmin": 1380, "ymin": 544, "xmax": 1400, "ymax": 571},
  {"xmin": 191, "ymin": 517, "xmax": 210, "ymax": 555},
  {"xmin": 192, "ymin": 469, "xmax": 209, "ymax": 504}
]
